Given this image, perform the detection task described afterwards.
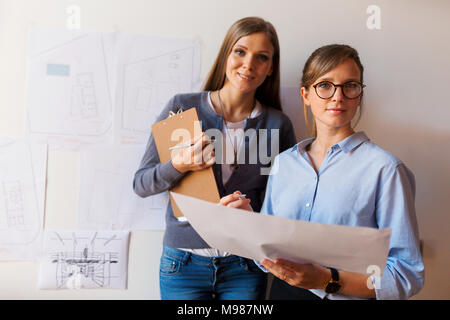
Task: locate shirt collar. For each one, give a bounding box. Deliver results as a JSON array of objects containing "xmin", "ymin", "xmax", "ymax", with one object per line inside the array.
[
  {"xmin": 337, "ymin": 131, "xmax": 369, "ymax": 153},
  {"xmin": 291, "ymin": 131, "xmax": 369, "ymax": 154},
  {"xmin": 291, "ymin": 137, "xmax": 314, "ymax": 154}
]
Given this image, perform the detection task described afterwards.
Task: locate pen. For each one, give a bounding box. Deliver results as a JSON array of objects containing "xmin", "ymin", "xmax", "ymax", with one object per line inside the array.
[
  {"xmin": 169, "ymin": 143, "xmax": 193, "ymax": 150},
  {"xmin": 169, "ymin": 138, "xmax": 215, "ymax": 150},
  {"xmin": 216, "ymin": 194, "xmax": 247, "ymax": 206}
]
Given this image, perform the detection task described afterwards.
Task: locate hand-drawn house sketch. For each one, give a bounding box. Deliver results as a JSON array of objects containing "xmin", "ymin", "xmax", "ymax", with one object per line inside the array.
[
  {"xmin": 114, "ymin": 33, "xmax": 201, "ymax": 145},
  {"xmin": 38, "ymin": 230, "xmax": 130, "ymax": 289},
  {"xmin": 26, "ymin": 27, "xmax": 115, "ymax": 148}
]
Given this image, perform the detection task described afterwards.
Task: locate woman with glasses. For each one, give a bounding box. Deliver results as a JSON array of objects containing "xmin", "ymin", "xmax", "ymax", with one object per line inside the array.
[{"xmin": 222, "ymin": 44, "xmax": 424, "ymax": 300}]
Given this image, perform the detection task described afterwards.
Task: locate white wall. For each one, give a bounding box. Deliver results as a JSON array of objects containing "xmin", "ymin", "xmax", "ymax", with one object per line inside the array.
[{"xmin": 0, "ymin": 0, "xmax": 449, "ymax": 299}]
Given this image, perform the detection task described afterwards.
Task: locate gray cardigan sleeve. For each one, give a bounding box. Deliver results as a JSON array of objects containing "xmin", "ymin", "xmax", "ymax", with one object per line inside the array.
[{"xmin": 133, "ymin": 95, "xmax": 186, "ymax": 198}]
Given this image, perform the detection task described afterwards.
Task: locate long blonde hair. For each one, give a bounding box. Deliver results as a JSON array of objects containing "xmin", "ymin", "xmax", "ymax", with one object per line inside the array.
[
  {"xmin": 301, "ymin": 44, "xmax": 365, "ymax": 137},
  {"xmin": 202, "ymin": 16, "xmax": 282, "ymax": 110}
]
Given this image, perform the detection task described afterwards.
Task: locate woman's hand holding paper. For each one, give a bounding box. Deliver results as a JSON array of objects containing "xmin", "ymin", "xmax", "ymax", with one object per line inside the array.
[{"xmin": 219, "ymin": 191, "xmax": 253, "ymax": 211}]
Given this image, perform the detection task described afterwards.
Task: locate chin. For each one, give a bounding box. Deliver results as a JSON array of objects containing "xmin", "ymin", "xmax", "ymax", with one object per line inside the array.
[{"xmin": 231, "ymin": 83, "xmax": 258, "ymax": 95}]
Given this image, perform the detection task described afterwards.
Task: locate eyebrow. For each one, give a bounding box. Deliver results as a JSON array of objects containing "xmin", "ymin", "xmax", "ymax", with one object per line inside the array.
[
  {"xmin": 317, "ymin": 77, "xmax": 361, "ymax": 83},
  {"xmin": 234, "ymin": 45, "xmax": 271, "ymax": 54}
]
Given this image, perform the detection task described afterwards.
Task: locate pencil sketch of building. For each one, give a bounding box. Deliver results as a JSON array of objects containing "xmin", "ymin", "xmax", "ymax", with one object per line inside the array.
[
  {"xmin": 2, "ymin": 180, "xmax": 26, "ymax": 227},
  {"xmin": 39, "ymin": 231, "xmax": 129, "ymax": 289},
  {"xmin": 51, "ymin": 247, "xmax": 118, "ymax": 288},
  {"xmin": 121, "ymin": 47, "xmax": 195, "ymax": 133},
  {"xmin": 71, "ymin": 73, "xmax": 99, "ymax": 119}
]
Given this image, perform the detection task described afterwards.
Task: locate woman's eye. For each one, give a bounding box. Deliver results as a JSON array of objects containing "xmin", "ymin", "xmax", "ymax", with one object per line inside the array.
[
  {"xmin": 234, "ymin": 49, "xmax": 244, "ymax": 55},
  {"xmin": 258, "ymin": 55, "xmax": 269, "ymax": 62},
  {"xmin": 318, "ymin": 82, "xmax": 332, "ymax": 89},
  {"xmin": 345, "ymin": 82, "xmax": 358, "ymax": 89}
]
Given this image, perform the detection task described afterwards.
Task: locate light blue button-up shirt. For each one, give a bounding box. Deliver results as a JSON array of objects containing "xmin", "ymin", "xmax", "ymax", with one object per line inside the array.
[{"xmin": 260, "ymin": 131, "xmax": 424, "ymax": 300}]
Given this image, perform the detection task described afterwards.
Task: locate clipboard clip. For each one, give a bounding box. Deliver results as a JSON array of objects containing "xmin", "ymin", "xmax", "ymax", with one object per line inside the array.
[
  {"xmin": 168, "ymin": 108, "xmax": 183, "ymax": 118},
  {"xmin": 163, "ymin": 108, "xmax": 184, "ymax": 125}
]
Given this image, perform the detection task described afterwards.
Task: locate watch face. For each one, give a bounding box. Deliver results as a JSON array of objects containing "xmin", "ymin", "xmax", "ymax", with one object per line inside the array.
[{"xmin": 325, "ymin": 282, "xmax": 341, "ymax": 294}]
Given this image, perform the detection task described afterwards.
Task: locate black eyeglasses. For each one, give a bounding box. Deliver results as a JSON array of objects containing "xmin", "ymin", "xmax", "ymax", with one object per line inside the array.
[{"xmin": 312, "ymin": 81, "xmax": 366, "ymax": 99}]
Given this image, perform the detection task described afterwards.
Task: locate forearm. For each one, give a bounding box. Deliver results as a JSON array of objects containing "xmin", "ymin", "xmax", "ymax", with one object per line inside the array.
[
  {"xmin": 337, "ymin": 270, "xmax": 376, "ymax": 299},
  {"xmin": 133, "ymin": 160, "xmax": 185, "ymax": 197},
  {"xmin": 262, "ymin": 259, "xmax": 377, "ymax": 299}
]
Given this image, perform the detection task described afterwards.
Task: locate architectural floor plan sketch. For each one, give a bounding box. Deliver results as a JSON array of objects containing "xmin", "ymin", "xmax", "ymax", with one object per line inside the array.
[
  {"xmin": 2, "ymin": 180, "xmax": 26, "ymax": 227},
  {"xmin": 0, "ymin": 139, "xmax": 47, "ymax": 260},
  {"xmin": 38, "ymin": 230, "xmax": 130, "ymax": 289},
  {"xmin": 71, "ymin": 73, "xmax": 99, "ymax": 119},
  {"xmin": 114, "ymin": 33, "xmax": 201, "ymax": 145},
  {"xmin": 26, "ymin": 27, "xmax": 115, "ymax": 149},
  {"xmin": 78, "ymin": 145, "xmax": 168, "ymax": 230}
]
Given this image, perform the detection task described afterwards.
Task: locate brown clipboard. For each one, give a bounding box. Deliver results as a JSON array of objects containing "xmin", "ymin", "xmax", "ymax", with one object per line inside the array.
[{"xmin": 151, "ymin": 108, "xmax": 220, "ymax": 217}]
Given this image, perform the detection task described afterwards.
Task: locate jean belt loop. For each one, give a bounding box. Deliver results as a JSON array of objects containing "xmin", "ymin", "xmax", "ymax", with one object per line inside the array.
[{"xmin": 181, "ymin": 250, "xmax": 191, "ymax": 265}]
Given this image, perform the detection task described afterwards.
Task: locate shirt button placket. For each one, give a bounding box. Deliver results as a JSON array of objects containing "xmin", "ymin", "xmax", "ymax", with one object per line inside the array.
[{"xmin": 306, "ymin": 175, "xmax": 318, "ymax": 220}]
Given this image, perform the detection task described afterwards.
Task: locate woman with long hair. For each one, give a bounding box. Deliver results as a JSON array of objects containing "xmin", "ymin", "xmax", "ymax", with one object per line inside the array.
[{"xmin": 134, "ymin": 16, "xmax": 296, "ymax": 300}]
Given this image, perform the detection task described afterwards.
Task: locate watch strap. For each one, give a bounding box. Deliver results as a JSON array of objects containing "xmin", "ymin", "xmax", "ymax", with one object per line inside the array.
[
  {"xmin": 324, "ymin": 267, "xmax": 341, "ymax": 294},
  {"xmin": 329, "ymin": 267, "xmax": 339, "ymax": 281}
]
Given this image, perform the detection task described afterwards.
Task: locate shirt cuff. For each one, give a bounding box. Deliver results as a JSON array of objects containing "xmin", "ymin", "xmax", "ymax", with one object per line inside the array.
[
  {"xmin": 254, "ymin": 260, "xmax": 270, "ymax": 273},
  {"xmin": 373, "ymin": 271, "xmax": 398, "ymax": 300}
]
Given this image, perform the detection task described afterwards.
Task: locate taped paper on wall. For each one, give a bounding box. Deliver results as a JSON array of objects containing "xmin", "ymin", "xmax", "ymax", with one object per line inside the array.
[
  {"xmin": 0, "ymin": 138, "xmax": 47, "ymax": 260},
  {"xmin": 78, "ymin": 145, "xmax": 168, "ymax": 230}
]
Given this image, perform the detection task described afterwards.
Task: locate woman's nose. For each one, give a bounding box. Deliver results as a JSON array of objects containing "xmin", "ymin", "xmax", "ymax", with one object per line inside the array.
[
  {"xmin": 242, "ymin": 55, "xmax": 255, "ymax": 70},
  {"xmin": 332, "ymin": 85, "xmax": 345, "ymax": 101}
]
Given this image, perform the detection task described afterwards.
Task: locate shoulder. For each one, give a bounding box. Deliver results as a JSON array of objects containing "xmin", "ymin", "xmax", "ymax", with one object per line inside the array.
[
  {"xmin": 357, "ymin": 139, "xmax": 415, "ymax": 182},
  {"xmin": 358, "ymin": 140, "xmax": 403, "ymax": 168},
  {"xmin": 264, "ymin": 105, "xmax": 292, "ymax": 123},
  {"xmin": 155, "ymin": 92, "xmax": 207, "ymax": 123},
  {"xmin": 272, "ymin": 143, "xmax": 298, "ymax": 164},
  {"xmin": 261, "ymin": 105, "xmax": 294, "ymax": 129},
  {"xmin": 170, "ymin": 92, "xmax": 207, "ymax": 109}
]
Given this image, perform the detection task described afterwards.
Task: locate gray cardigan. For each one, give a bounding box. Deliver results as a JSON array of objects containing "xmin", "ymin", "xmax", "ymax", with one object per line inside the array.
[{"xmin": 133, "ymin": 92, "xmax": 296, "ymax": 248}]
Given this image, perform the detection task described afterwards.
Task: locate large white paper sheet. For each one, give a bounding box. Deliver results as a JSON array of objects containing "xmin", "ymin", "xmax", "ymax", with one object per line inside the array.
[
  {"xmin": 171, "ymin": 193, "xmax": 391, "ymax": 275},
  {"xmin": 113, "ymin": 33, "xmax": 201, "ymax": 145},
  {"xmin": 26, "ymin": 26, "xmax": 115, "ymax": 149},
  {"xmin": 38, "ymin": 230, "xmax": 130, "ymax": 289},
  {"xmin": 0, "ymin": 138, "xmax": 47, "ymax": 260},
  {"xmin": 78, "ymin": 145, "xmax": 168, "ymax": 230}
]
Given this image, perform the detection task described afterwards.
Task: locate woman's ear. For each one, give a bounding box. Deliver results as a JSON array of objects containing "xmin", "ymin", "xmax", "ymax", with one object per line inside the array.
[{"xmin": 300, "ymin": 87, "xmax": 310, "ymax": 106}]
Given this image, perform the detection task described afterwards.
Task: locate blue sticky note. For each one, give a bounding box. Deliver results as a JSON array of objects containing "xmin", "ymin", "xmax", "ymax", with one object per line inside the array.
[{"xmin": 47, "ymin": 64, "xmax": 70, "ymax": 77}]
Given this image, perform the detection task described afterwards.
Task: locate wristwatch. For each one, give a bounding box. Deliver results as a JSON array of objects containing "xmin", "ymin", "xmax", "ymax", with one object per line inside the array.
[{"xmin": 324, "ymin": 267, "xmax": 341, "ymax": 294}]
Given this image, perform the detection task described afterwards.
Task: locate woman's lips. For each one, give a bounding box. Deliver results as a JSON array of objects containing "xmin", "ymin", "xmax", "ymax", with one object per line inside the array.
[
  {"xmin": 238, "ymin": 72, "xmax": 253, "ymax": 81},
  {"xmin": 326, "ymin": 108, "xmax": 346, "ymax": 114}
]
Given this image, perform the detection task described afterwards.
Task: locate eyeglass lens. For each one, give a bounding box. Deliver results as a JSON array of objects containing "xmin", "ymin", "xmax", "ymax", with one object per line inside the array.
[{"xmin": 315, "ymin": 81, "xmax": 362, "ymax": 99}]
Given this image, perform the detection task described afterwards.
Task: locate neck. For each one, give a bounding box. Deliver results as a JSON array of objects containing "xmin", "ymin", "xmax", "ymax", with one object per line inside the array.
[
  {"xmin": 215, "ymin": 84, "xmax": 256, "ymax": 122},
  {"xmin": 310, "ymin": 125, "xmax": 355, "ymax": 154}
]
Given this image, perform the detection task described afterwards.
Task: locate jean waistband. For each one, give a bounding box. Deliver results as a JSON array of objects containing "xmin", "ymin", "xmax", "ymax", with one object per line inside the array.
[{"xmin": 162, "ymin": 246, "xmax": 249, "ymax": 265}]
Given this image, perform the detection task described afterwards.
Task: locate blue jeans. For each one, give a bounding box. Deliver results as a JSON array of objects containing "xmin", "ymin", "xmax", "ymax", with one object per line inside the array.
[{"xmin": 160, "ymin": 246, "xmax": 267, "ymax": 300}]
